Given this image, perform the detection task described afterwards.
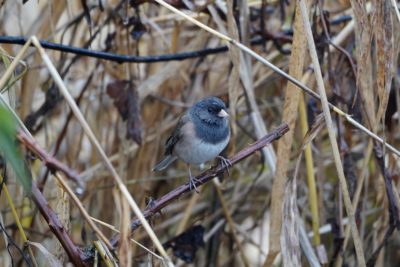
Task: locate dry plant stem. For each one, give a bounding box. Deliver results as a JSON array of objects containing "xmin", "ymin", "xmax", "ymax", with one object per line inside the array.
[
  {"xmin": 152, "ymin": 0, "xmax": 400, "ymax": 159},
  {"xmin": 213, "ymin": 179, "xmax": 250, "ymax": 267},
  {"xmin": 299, "ymin": 88, "xmax": 320, "ymax": 245},
  {"xmin": 298, "ymin": 0, "xmax": 366, "ymax": 266},
  {"xmin": 30, "ymin": 183, "xmax": 88, "ymax": 267},
  {"xmin": 175, "ymin": 187, "xmax": 202, "ymax": 235},
  {"xmin": 53, "ymin": 172, "xmax": 112, "ymax": 248},
  {"xmin": 0, "ymin": 40, "xmax": 33, "ymax": 138},
  {"xmin": 29, "ymin": 37, "xmax": 172, "ymax": 265},
  {"xmin": 93, "ymin": 241, "xmax": 117, "ymax": 267},
  {"xmin": 90, "ymin": 216, "xmax": 164, "ymax": 260},
  {"xmin": 0, "ymin": 175, "xmax": 38, "ymax": 267},
  {"xmin": 110, "ymin": 123, "xmax": 289, "ymax": 246},
  {"xmin": 54, "ymin": 176, "xmax": 69, "ymax": 263},
  {"xmin": 266, "ymin": 0, "xmax": 311, "ymax": 264},
  {"xmin": 298, "ymin": 218, "xmax": 321, "ymax": 267},
  {"xmin": 234, "ymin": 0, "xmax": 277, "ymax": 171},
  {"xmin": 0, "ymin": 38, "xmax": 31, "ymax": 92},
  {"xmin": 335, "ymin": 140, "xmax": 373, "ymax": 267},
  {"xmin": 17, "ymin": 132, "xmax": 82, "ymax": 186},
  {"xmin": 390, "ymin": 0, "xmax": 400, "ymax": 25}
]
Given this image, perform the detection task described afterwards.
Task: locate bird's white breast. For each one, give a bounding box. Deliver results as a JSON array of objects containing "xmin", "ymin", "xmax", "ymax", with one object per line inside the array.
[{"xmin": 173, "ymin": 121, "xmax": 229, "ymax": 165}]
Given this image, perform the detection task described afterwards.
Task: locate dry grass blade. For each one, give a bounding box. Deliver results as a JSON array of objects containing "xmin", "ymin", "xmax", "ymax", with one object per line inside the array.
[
  {"xmin": 93, "ymin": 241, "xmax": 118, "ymax": 267},
  {"xmin": 298, "ymin": 218, "xmax": 321, "ymax": 267},
  {"xmin": 175, "ymin": 187, "xmax": 202, "ymax": 235},
  {"xmin": 213, "ymin": 179, "xmax": 250, "ymax": 267},
  {"xmin": 280, "ymin": 114, "xmax": 325, "ymax": 266},
  {"xmin": 226, "ymin": 0, "xmax": 240, "ymax": 139},
  {"xmin": 90, "ymin": 216, "xmax": 164, "ymax": 260},
  {"xmin": 298, "ymin": 0, "xmax": 366, "ymax": 265},
  {"xmin": 349, "ymin": 0, "xmax": 375, "ymax": 128},
  {"xmin": 281, "ymin": 113, "xmax": 325, "ymax": 267},
  {"xmin": 0, "ymin": 173, "xmax": 38, "ymax": 267},
  {"xmin": 280, "ymin": 173, "xmax": 301, "ymax": 267},
  {"xmin": 299, "ymin": 113, "xmax": 325, "ymax": 153},
  {"xmin": 298, "ymin": 71, "xmax": 321, "ymax": 247},
  {"xmin": 27, "ymin": 241, "xmax": 63, "ymax": 267},
  {"xmin": 391, "ymin": 0, "xmax": 400, "ymax": 24},
  {"xmin": 375, "ymin": 0, "xmax": 394, "ymax": 127},
  {"xmin": 53, "ymin": 172, "xmax": 112, "ymax": 248},
  {"xmin": 267, "ymin": 0, "xmax": 311, "ymax": 264}
]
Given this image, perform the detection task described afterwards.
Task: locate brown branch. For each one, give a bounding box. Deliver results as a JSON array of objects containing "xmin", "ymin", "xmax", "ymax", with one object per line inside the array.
[
  {"xmin": 110, "ymin": 123, "xmax": 289, "ymax": 247},
  {"xmin": 17, "ymin": 132, "xmax": 89, "ymax": 266},
  {"xmin": 30, "ymin": 183, "xmax": 90, "ymax": 267},
  {"xmin": 18, "ymin": 132, "xmax": 83, "ymax": 188}
]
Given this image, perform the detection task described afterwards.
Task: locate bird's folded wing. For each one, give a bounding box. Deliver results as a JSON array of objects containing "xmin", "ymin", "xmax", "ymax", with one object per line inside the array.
[{"xmin": 165, "ymin": 114, "xmax": 190, "ymax": 155}]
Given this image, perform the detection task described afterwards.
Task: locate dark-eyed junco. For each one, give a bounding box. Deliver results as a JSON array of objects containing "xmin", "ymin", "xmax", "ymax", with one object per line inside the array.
[{"xmin": 153, "ymin": 96, "xmax": 230, "ymax": 192}]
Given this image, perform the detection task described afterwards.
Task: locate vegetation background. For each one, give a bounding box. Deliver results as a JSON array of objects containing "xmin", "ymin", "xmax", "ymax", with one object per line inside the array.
[{"xmin": 0, "ymin": 0, "xmax": 399, "ymax": 266}]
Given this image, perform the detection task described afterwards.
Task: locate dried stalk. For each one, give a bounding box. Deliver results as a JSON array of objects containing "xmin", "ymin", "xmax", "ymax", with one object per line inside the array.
[{"xmin": 297, "ymin": 0, "xmax": 366, "ymax": 265}]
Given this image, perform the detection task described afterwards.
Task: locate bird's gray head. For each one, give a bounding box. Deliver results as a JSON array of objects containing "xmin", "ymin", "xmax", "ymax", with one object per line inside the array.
[
  {"xmin": 189, "ymin": 96, "xmax": 230, "ymax": 144},
  {"xmin": 190, "ymin": 97, "xmax": 229, "ymax": 126}
]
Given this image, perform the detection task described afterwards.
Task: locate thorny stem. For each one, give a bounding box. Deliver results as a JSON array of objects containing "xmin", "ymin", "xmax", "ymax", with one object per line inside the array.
[{"xmin": 110, "ymin": 123, "xmax": 290, "ymax": 247}]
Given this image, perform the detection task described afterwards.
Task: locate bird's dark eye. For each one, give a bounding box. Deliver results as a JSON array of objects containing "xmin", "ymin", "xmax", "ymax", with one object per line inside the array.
[{"xmin": 207, "ymin": 107, "xmax": 214, "ymax": 113}]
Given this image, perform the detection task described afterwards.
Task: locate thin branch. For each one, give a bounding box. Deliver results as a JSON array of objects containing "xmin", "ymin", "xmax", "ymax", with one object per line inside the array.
[
  {"xmin": 110, "ymin": 123, "xmax": 290, "ymax": 247},
  {"xmin": 30, "ymin": 183, "xmax": 89, "ymax": 267},
  {"xmin": 0, "ymin": 35, "xmax": 278, "ymax": 63},
  {"xmin": 0, "ymin": 14, "xmax": 361, "ymax": 63},
  {"xmin": 366, "ymin": 224, "xmax": 396, "ymax": 267},
  {"xmin": 53, "ymin": 172, "xmax": 112, "ymax": 249},
  {"xmin": 17, "ymin": 132, "xmax": 83, "ymax": 189}
]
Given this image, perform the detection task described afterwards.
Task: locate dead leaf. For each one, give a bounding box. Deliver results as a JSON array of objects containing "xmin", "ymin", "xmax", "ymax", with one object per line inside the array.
[
  {"xmin": 27, "ymin": 241, "xmax": 63, "ymax": 267},
  {"xmin": 106, "ymin": 80, "xmax": 142, "ymax": 145}
]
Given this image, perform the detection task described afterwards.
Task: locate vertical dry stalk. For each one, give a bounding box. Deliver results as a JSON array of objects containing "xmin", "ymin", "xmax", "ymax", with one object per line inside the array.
[
  {"xmin": 226, "ymin": 0, "xmax": 240, "ymax": 139},
  {"xmin": 54, "ymin": 179, "xmax": 70, "ymax": 264},
  {"xmin": 265, "ymin": 1, "xmax": 312, "ymax": 265},
  {"xmin": 298, "ymin": 72, "xmax": 321, "ymax": 247},
  {"xmin": 213, "ymin": 179, "xmax": 250, "ymax": 267},
  {"xmin": 297, "ymin": 0, "xmax": 366, "ymax": 265},
  {"xmin": 349, "ymin": 0, "xmax": 375, "ymax": 128}
]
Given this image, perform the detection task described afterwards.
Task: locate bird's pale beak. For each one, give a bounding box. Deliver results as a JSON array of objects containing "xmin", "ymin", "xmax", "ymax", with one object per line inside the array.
[{"xmin": 218, "ymin": 109, "xmax": 229, "ymax": 118}]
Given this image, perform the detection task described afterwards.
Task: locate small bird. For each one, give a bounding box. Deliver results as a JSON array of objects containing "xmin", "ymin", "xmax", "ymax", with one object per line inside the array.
[{"xmin": 153, "ymin": 96, "xmax": 230, "ymax": 192}]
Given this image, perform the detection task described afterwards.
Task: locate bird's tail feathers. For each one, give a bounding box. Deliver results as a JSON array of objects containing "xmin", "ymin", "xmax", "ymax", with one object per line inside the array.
[{"xmin": 152, "ymin": 155, "xmax": 177, "ymax": 171}]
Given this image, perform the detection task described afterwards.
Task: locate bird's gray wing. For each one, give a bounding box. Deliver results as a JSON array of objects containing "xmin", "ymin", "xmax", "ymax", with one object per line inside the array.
[{"xmin": 165, "ymin": 114, "xmax": 190, "ymax": 155}]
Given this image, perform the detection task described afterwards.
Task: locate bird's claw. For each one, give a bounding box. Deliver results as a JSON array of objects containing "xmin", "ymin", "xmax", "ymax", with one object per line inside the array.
[
  {"xmin": 188, "ymin": 167, "xmax": 201, "ymax": 193},
  {"xmin": 189, "ymin": 177, "xmax": 201, "ymax": 193},
  {"xmin": 217, "ymin": 156, "xmax": 232, "ymax": 175}
]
